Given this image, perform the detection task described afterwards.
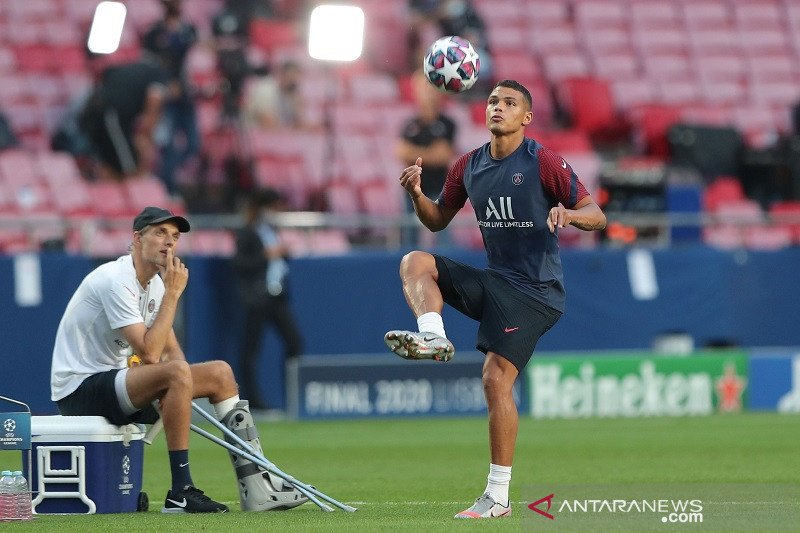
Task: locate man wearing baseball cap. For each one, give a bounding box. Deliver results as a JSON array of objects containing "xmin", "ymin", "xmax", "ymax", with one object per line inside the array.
[{"xmin": 51, "ymin": 206, "xmax": 306, "ymax": 513}]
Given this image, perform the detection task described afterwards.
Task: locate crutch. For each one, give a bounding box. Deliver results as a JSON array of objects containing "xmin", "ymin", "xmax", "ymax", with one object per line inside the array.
[{"xmin": 190, "ymin": 401, "xmax": 356, "ymax": 513}]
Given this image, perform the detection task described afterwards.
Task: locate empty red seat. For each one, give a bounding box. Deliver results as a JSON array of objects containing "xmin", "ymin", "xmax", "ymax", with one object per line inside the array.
[
  {"xmin": 703, "ymin": 177, "xmax": 746, "ymax": 212},
  {"xmin": 628, "ymin": 104, "xmax": 682, "ymax": 157},
  {"xmin": 560, "ymin": 77, "xmax": 629, "ymax": 143},
  {"xmin": 769, "ymin": 201, "xmax": 800, "ymax": 243}
]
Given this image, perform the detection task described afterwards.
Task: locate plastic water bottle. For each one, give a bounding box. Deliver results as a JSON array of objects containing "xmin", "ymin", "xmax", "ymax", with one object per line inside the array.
[
  {"xmin": 12, "ymin": 471, "xmax": 32, "ymax": 521},
  {"xmin": 0, "ymin": 470, "xmax": 15, "ymax": 521}
]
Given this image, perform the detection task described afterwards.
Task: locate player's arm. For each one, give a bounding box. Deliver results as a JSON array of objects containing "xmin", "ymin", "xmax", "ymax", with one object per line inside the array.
[
  {"xmin": 121, "ymin": 249, "xmax": 188, "ymax": 364},
  {"xmin": 547, "ymin": 196, "xmax": 606, "ymax": 233},
  {"xmin": 161, "ymin": 329, "xmax": 187, "ymax": 362},
  {"xmin": 400, "ymin": 157, "xmax": 459, "ymax": 231}
]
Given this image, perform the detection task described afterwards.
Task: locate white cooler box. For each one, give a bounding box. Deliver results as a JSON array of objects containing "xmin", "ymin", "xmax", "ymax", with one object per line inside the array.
[{"xmin": 22, "ymin": 415, "xmax": 146, "ymax": 514}]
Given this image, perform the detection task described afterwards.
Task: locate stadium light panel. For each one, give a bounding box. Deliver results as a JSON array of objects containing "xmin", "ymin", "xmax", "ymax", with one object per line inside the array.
[
  {"xmin": 87, "ymin": 1, "xmax": 127, "ymax": 54},
  {"xmin": 308, "ymin": 5, "xmax": 364, "ymax": 62}
]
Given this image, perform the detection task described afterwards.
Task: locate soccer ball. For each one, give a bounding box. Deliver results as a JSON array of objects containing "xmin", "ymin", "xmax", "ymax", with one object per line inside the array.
[{"xmin": 423, "ymin": 36, "xmax": 481, "ymax": 93}]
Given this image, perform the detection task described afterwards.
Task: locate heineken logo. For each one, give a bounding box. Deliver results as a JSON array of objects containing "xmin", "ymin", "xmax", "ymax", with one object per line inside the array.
[{"xmin": 528, "ymin": 355, "xmax": 746, "ymax": 419}]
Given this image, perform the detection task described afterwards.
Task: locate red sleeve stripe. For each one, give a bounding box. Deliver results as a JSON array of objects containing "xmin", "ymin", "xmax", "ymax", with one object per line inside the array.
[
  {"xmin": 537, "ymin": 146, "xmax": 589, "ymax": 207},
  {"xmin": 439, "ymin": 150, "xmax": 475, "ymax": 209}
]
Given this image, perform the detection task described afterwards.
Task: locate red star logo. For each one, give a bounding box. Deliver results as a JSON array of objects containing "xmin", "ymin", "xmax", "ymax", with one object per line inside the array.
[{"xmin": 715, "ymin": 362, "xmax": 747, "ymax": 412}]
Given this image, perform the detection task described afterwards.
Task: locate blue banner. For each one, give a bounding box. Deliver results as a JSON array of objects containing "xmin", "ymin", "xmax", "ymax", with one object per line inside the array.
[
  {"xmin": 287, "ymin": 352, "xmax": 524, "ymax": 419},
  {"xmin": 0, "ymin": 411, "xmax": 31, "ymax": 450},
  {"xmin": 749, "ymin": 353, "xmax": 800, "ymax": 412}
]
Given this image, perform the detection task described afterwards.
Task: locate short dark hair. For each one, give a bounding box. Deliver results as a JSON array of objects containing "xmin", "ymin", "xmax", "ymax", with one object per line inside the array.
[{"xmin": 493, "ymin": 80, "xmax": 532, "ymax": 110}]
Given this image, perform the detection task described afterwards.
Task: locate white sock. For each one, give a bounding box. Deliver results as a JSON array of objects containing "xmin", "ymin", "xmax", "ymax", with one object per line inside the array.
[
  {"xmin": 417, "ymin": 312, "xmax": 446, "ymax": 338},
  {"xmin": 213, "ymin": 395, "xmax": 241, "ymax": 420},
  {"xmin": 484, "ymin": 463, "xmax": 512, "ymax": 506}
]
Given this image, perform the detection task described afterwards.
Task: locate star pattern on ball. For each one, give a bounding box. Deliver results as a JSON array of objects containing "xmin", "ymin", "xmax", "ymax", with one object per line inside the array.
[{"xmin": 3, "ymin": 418, "xmax": 15, "ymax": 432}]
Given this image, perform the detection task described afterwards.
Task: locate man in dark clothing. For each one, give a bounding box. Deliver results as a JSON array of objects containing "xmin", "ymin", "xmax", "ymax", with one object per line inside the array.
[
  {"xmin": 142, "ymin": 0, "xmax": 200, "ymax": 194},
  {"xmin": 79, "ymin": 58, "xmax": 171, "ymax": 181},
  {"xmin": 233, "ymin": 189, "xmax": 303, "ymax": 410},
  {"xmin": 396, "ymin": 71, "xmax": 457, "ymax": 245}
]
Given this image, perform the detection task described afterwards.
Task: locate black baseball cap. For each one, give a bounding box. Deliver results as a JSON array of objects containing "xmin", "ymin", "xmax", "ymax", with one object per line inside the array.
[{"xmin": 133, "ymin": 206, "xmax": 191, "ymax": 233}]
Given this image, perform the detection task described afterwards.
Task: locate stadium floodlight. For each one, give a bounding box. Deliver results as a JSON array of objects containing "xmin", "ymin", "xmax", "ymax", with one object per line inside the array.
[
  {"xmin": 308, "ymin": 5, "xmax": 364, "ymax": 62},
  {"xmin": 87, "ymin": 1, "xmax": 127, "ymax": 54}
]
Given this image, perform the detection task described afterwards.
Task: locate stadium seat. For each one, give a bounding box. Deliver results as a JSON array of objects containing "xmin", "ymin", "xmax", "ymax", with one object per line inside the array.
[
  {"xmin": 124, "ymin": 175, "xmax": 179, "ymax": 214},
  {"xmin": 491, "ymin": 51, "xmax": 541, "ymax": 81},
  {"xmin": 738, "ymin": 29, "xmax": 791, "ymax": 56},
  {"xmin": 682, "ymin": 2, "xmax": 731, "ymax": 29},
  {"xmin": 525, "ymin": 0, "xmax": 571, "ymax": 28},
  {"xmin": 541, "ymin": 52, "xmax": 590, "ymax": 82},
  {"xmin": 582, "ymin": 27, "xmax": 631, "ymax": 56},
  {"xmin": 693, "ymin": 54, "xmax": 747, "ymax": 82},
  {"xmin": 628, "ymin": 104, "xmax": 682, "ymax": 157},
  {"xmin": 574, "ymin": 0, "xmax": 628, "ymax": 30},
  {"xmin": 187, "ymin": 230, "xmax": 235, "ymax": 257},
  {"xmin": 87, "ymin": 181, "xmax": 134, "ymax": 218},
  {"xmin": 768, "ymin": 200, "xmax": 800, "ymax": 243},
  {"xmin": 733, "ymin": 1, "xmax": 783, "ymax": 30},
  {"xmin": 656, "ymin": 79, "xmax": 702, "ymax": 106},
  {"xmin": 560, "ymin": 77, "xmax": 630, "ymax": 144},
  {"xmin": 699, "ymin": 80, "xmax": 746, "ymax": 105},
  {"xmin": 688, "ymin": 28, "xmax": 742, "ymax": 56},
  {"xmin": 306, "ymin": 228, "xmax": 351, "ymax": 256},
  {"xmin": 630, "ymin": 2, "xmax": 681, "ymax": 29},
  {"xmin": 743, "ymin": 225, "xmax": 793, "ymax": 250},
  {"xmin": 633, "ymin": 28, "xmax": 689, "ymax": 56},
  {"xmin": 642, "ymin": 54, "xmax": 693, "ymax": 81},
  {"xmin": 529, "ymin": 25, "xmax": 581, "ymax": 55},
  {"xmin": 703, "ymin": 224, "xmax": 744, "ymax": 249},
  {"xmin": 680, "ymin": 105, "xmax": 734, "ymax": 128},
  {"xmin": 347, "ymin": 72, "xmax": 400, "ymax": 105},
  {"xmin": 747, "ymin": 54, "xmax": 798, "ymax": 83},
  {"xmin": 0, "ymin": 149, "xmax": 39, "ymax": 189},
  {"xmin": 703, "ymin": 176, "xmax": 746, "ymax": 212},
  {"xmin": 325, "ymin": 182, "xmax": 360, "ymax": 216},
  {"xmin": 591, "ymin": 52, "xmax": 640, "ymax": 80},
  {"xmin": 531, "ymin": 129, "xmax": 593, "ymax": 153},
  {"xmin": 611, "ymin": 78, "xmax": 658, "ymax": 112}
]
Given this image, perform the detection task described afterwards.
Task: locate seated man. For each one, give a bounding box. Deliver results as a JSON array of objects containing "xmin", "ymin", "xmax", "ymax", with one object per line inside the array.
[{"xmin": 50, "ymin": 206, "xmax": 304, "ymax": 513}]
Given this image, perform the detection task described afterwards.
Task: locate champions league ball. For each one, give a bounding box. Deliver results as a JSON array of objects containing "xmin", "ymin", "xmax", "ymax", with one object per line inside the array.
[{"xmin": 423, "ymin": 36, "xmax": 481, "ymax": 93}]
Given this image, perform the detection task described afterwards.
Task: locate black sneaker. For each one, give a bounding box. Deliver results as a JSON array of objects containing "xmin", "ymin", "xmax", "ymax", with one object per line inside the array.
[{"xmin": 162, "ymin": 485, "xmax": 229, "ymax": 513}]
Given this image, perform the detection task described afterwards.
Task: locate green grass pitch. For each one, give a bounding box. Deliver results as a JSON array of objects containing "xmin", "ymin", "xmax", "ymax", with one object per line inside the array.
[{"xmin": 5, "ymin": 412, "xmax": 799, "ymax": 531}]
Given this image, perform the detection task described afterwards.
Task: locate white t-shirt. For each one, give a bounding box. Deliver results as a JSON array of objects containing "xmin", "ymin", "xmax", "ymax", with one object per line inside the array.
[{"xmin": 51, "ymin": 255, "xmax": 165, "ymax": 401}]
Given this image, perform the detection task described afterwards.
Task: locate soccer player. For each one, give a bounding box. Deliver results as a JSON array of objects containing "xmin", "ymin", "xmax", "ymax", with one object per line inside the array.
[
  {"xmin": 51, "ymin": 206, "xmax": 304, "ymax": 513},
  {"xmin": 385, "ymin": 80, "xmax": 606, "ymax": 518}
]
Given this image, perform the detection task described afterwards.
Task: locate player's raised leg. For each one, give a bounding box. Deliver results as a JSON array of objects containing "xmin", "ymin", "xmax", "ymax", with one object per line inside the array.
[{"xmin": 384, "ymin": 251, "xmax": 454, "ymax": 362}]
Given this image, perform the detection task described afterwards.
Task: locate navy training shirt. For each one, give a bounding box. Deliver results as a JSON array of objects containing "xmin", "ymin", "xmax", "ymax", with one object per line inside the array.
[{"xmin": 438, "ymin": 137, "xmax": 589, "ymax": 312}]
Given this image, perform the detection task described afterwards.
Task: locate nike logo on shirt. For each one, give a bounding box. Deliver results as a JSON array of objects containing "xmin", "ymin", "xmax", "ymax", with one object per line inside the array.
[
  {"xmin": 504, "ymin": 327, "xmax": 520, "ymax": 333},
  {"xmin": 179, "ymin": 462, "xmax": 189, "ymax": 468}
]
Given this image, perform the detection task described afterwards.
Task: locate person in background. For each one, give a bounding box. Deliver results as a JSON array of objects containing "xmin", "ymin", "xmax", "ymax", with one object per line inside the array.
[
  {"xmin": 142, "ymin": 0, "xmax": 201, "ymax": 195},
  {"xmin": 233, "ymin": 189, "xmax": 303, "ymax": 411},
  {"xmin": 385, "ymin": 80, "xmax": 606, "ymax": 519},
  {"xmin": 396, "ymin": 71, "xmax": 457, "ymax": 245},
  {"xmin": 241, "ymin": 60, "xmax": 306, "ymax": 130},
  {"xmin": 78, "ymin": 56, "xmax": 172, "ymax": 182}
]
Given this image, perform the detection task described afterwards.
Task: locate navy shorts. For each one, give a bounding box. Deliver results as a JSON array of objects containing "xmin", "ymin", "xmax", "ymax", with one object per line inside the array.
[
  {"xmin": 57, "ymin": 369, "xmax": 159, "ymax": 426},
  {"xmin": 434, "ymin": 255, "xmax": 562, "ymax": 372}
]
